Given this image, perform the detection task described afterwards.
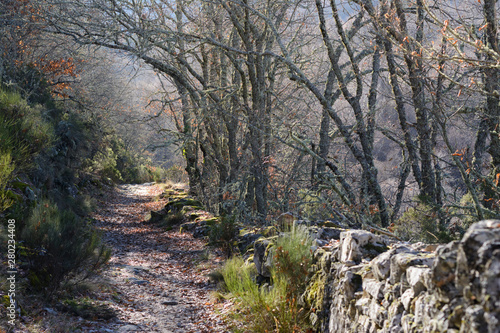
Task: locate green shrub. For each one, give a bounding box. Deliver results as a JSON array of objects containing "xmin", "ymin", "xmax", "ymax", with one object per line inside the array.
[
  {"xmin": 221, "ymin": 257, "xmax": 295, "ymax": 332},
  {"xmin": 453, "ymin": 192, "xmax": 482, "ymax": 230},
  {"xmin": 221, "ymin": 256, "xmax": 258, "ymax": 296},
  {"xmin": 21, "ymin": 199, "xmax": 110, "ymax": 293},
  {"xmin": 0, "ymin": 87, "xmax": 54, "ymax": 215},
  {"xmin": 60, "ymin": 296, "xmax": 116, "ymax": 320},
  {"xmin": 0, "ymin": 86, "xmax": 24, "ymax": 108},
  {"xmin": 296, "ymin": 189, "xmax": 333, "ymax": 220},
  {"xmin": 107, "ymin": 138, "xmax": 170, "ymax": 184},
  {"xmin": 0, "ymin": 152, "xmax": 15, "ymax": 212},
  {"xmin": 0, "ymin": 88, "xmax": 53, "ymax": 172},
  {"xmin": 220, "ymin": 224, "xmax": 313, "ymax": 332},
  {"xmin": 274, "ymin": 224, "xmax": 313, "ymax": 296},
  {"xmin": 209, "ymin": 215, "xmax": 238, "ymax": 257},
  {"xmin": 132, "ymin": 164, "xmax": 150, "ymax": 183},
  {"xmin": 4, "ymin": 63, "xmax": 53, "ymax": 105},
  {"xmin": 86, "ymin": 147, "xmax": 123, "ymax": 182},
  {"xmin": 394, "ymin": 203, "xmax": 452, "ymax": 243}
]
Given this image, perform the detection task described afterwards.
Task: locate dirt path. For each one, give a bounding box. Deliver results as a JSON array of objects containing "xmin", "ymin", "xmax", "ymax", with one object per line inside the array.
[{"xmin": 88, "ymin": 183, "xmax": 230, "ymax": 333}]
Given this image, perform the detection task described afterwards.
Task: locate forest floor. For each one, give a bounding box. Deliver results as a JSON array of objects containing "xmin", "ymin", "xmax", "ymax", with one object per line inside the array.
[{"xmin": 3, "ymin": 183, "xmax": 232, "ymax": 332}]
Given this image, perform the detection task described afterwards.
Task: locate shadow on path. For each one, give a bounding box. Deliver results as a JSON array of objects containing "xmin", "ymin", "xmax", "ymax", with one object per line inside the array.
[{"xmin": 91, "ymin": 183, "xmax": 228, "ymax": 333}]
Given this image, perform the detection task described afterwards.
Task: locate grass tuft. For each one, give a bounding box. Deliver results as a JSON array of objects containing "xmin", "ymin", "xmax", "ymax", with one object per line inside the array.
[{"xmin": 220, "ymin": 223, "xmax": 314, "ymax": 332}]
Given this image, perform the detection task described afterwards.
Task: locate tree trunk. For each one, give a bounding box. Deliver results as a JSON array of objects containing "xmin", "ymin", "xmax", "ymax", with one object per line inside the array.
[{"xmin": 483, "ymin": 0, "xmax": 500, "ymax": 207}]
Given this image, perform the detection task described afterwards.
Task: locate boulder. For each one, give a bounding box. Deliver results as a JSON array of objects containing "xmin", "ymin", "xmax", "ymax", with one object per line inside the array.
[
  {"xmin": 164, "ymin": 198, "xmax": 203, "ymax": 214},
  {"xmin": 149, "ymin": 208, "xmax": 167, "ymax": 223},
  {"xmin": 238, "ymin": 229, "xmax": 264, "ymax": 254},
  {"xmin": 253, "ymin": 238, "xmax": 275, "ymax": 278}
]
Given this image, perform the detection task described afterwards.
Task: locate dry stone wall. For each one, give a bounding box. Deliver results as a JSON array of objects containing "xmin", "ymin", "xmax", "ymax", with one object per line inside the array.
[{"xmin": 251, "ymin": 220, "xmax": 500, "ymax": 332}]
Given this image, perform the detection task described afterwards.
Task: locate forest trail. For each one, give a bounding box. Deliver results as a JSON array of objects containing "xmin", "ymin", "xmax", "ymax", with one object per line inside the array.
[{"xmin": 88, "ymin": 183, "xmax": 229, "ymax": 332}]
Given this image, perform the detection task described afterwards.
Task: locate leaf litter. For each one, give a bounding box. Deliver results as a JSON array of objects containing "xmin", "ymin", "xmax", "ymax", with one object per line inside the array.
[{"xmin": 87, "ymin": 183, "xmax": 231, "ymax": 332}]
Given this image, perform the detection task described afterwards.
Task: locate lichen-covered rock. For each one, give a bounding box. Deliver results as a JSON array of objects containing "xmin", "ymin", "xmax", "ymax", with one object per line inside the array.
[
  {"xmin": 179, "ymin": 221, "xmax": 197, "ymax": 231},
  {"xmin": 406, "ymin": 266, "xmax": 431, "ymax": 294},
  {"xmin": 431, "ymin": 241, "xmax": 460, "ymax": 297},
  {"xmin": 316, "ymin": 227, "xmax": 344, "ymax": 241},
  {"xmin": 149, "ymin": 196, "xmax": 203, "ymax": 225},
  {"xmin": 461, "ymin": 305, "xmax": 488, "ymax": 333},
  {"xmin": 237, "ymin": 229, "xmax": 264, "ymax": 253},
  {"xmin": 339, "ymin": 230, "xmax": 385, "ymax": 263},
  {"xmin": 253, "ymin": 238, "xmax": 275, "ymax": 278},
  {"xmin": 165, "ymin": 198, "xmax": 203, "ymax": 213},
  {"xmin": 389, "ymin": 251, "xmax": 434, "ymax": 285},
  {"xmin": 363, "ymin": 278, "xmax": 385, "ymax": 301},
  {"xmin": 401, "ymin": 288, "xmax": 414, "ymax": 311},
  {"xmin": 371, "ymin": 245, "xmax": 413, "ymax": 281},
  {"xmin": 303, "ymin": 248, "xmax": 333, "ymax": 329},
  {"xmin": 192, "ymin": 225, "xmax": 211, "ymax": 238},
  {"xmin": 149, "ymin": 209, "xmax": 165, "ymax": 223}
]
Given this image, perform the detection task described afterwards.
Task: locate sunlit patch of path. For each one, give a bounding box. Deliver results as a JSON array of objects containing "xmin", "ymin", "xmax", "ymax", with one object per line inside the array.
[{"xmin": 91, "ymin": 183, "xmax": 229, "ymax": 333}]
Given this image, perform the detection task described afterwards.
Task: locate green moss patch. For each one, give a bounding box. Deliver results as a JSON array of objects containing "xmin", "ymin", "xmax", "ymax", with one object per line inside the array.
[{"xmin": 59, "ymin": 297, "xmax": 116, "ymax": 320}]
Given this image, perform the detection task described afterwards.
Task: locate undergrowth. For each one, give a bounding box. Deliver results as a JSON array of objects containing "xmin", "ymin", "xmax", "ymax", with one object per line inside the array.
[
  {"xmin": 394, "ymin": 202, "xmax": 454, "ymax": 243},
  {"xmin": 21, "ymin": 199, "xmax": 111, "ymax": 293},
  {"xmin": 220, "ymin": 224, "xmax": 313, "ymax": 333},
  {"xmin": 209, "ymin": 215, "xmax": 238, "ymax": 257}
]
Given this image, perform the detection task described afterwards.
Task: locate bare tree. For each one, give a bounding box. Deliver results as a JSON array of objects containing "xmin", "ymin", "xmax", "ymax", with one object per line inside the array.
[{"xmin": 35, "ymin": 0, "xmax": 500, "ymax": 230}]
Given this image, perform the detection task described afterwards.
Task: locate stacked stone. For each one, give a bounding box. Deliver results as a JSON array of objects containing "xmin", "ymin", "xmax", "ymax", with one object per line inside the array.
[
  {"xmin": 321, "ymin": 220, "xmax": 500, "ymax": 333},
  {"xmin": 214, "ymin": 217, "xmax": 499, "ymax": 332}
]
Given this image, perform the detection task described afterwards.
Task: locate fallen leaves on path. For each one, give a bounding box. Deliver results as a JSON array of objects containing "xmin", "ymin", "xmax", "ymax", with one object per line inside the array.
[{"xmin": 88, "ymin": 183, "xmax": 230, "ymax": 333}]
